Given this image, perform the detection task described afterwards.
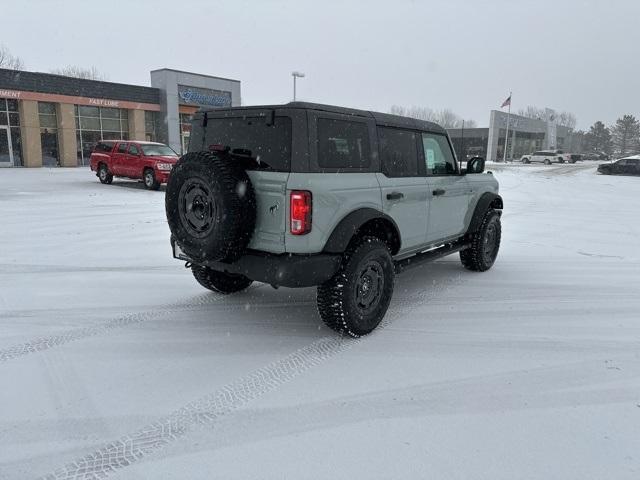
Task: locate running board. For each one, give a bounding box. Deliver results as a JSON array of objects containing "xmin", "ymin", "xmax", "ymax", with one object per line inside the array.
[{"xmin": 394, "ymin": 240, "xmax": 470, "ymax": 274}]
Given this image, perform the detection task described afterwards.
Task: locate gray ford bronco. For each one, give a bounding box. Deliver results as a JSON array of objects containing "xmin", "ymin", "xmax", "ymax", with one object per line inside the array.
[{"xmin": 166, "ymin": 102, "xmax": 502, "ymax": 336}]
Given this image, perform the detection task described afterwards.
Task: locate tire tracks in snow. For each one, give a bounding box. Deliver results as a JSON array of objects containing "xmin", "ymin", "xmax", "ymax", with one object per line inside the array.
[
  {"xmin": 0, "ymin": 288, "xmax": 261, "ymax": 365},
  {"xmin": 38, "ymin": 271, "xmax": 464, "ymax": 480}
]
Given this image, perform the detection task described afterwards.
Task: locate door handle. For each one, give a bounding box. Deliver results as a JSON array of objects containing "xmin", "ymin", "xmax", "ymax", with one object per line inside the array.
[
  {"xmin": 386, "ymin": 192, "xmax": 404, "ymax": 200},
  {"xmin": 432, "ymin": 188, "xmax": 446, "ymax": 196}
]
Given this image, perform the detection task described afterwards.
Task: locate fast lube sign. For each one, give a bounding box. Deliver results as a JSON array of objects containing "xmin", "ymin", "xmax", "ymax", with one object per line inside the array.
[{"xmin": 177, "ymin": 85, "xmax": 232, "ymax": 107}]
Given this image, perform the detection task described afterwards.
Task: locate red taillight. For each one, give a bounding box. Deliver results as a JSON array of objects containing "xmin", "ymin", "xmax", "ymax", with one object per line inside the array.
[{"xmin": 290, "ymin": 190, "xmax": 312, "ymax": 235}]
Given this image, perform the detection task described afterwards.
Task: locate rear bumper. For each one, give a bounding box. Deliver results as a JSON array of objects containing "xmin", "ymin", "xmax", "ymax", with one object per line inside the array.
[{"xmin": 172, "ymin": 238, "xmax": 341, "ymax": 288}]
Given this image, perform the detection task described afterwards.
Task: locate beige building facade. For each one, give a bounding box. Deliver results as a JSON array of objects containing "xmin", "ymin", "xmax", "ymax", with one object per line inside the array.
[{"xmin": 0, "ymin": 68, "xmax": 240, "ymax": 167}]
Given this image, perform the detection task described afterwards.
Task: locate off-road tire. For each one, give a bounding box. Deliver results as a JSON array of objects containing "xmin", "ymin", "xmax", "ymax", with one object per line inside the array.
[
  {"xmin": 317, "ymin": 236, "xmax": 395, "ymax": 337},
  {"xmin": 98, "ymin": 163, "xmax": 113, "ymax": 184},
  {"xmin": 192, "ymin": 265, "xmax": 253, "ymax": 294},
  {"xmin": 460, "ymin": 209, "xmax": 501, "ymax": 272},
  {"xmin": 166, "ymin": 151, "xmax": 256, "ymax": 263},
  {"xmin": 143, "ymin": 168, "xmax": 161, "ymax": 190}
]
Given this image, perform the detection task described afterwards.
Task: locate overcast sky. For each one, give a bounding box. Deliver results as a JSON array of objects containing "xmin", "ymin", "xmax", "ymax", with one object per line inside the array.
[{"xmin": 4, "ymin": 0, "xmax": 639, "ymax": 129}]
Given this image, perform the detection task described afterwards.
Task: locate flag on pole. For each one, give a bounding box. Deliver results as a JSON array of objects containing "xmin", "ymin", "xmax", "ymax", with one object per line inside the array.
[{"xmin": 501, "ymin": 95, "xmax": 511, "ymax": 108}]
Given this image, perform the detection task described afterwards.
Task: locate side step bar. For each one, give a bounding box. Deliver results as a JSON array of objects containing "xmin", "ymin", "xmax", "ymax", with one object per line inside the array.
[{"xmin": 394, "ymin": 240, "xmax": 470, "ymax": 274}]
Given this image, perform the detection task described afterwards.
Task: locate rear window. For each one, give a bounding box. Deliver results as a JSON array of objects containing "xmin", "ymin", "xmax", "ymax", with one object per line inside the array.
[
  {"xmin": 94, "ymin": 142, "xmax": 114, "ymax": 153},
  {"xmin": 204, "ymin": 116, "xmax": 292, "ymax": 171},
  {"xmin": 317, "ymin": 118, "xmax": 370, "ymax": 170}
]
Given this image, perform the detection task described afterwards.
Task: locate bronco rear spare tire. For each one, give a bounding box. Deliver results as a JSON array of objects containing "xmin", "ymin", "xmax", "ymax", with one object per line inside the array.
[{"xmin": 165, "ymin": 151, "xmax": 256, "ymax": 263}]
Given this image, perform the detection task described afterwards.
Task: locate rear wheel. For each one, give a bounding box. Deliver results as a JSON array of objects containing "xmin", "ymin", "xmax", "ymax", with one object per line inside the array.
[
  {"xmin": 544, "ymin": 159, "xmax": 551, "ymax": 165},
  {"xmin": 460, "ymin": 209, "xmax": 501, "ymax": 272},
  {"xmin": 317, "ymin": 237, "xmax": 395, "ymax": 337},
  {"xmin": 143, "ymin": 168, "xmax": 160, "ymax": 190},
  {"xmin": 98, "ymin": 163, "xmax": 113, "ymax": 184},
  {"xmin": 191, "ymin": 265, "xmax": 253, "ymax": 294}
]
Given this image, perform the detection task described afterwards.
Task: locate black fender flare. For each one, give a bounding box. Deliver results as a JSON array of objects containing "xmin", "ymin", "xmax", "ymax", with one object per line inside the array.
[
  {"xmin": 323, "ymin": 208, "xmax": 401, "ymax": 254},
  {"xmin": 467, "ymin": 193, "xmax": 503, "ymax": 234}
]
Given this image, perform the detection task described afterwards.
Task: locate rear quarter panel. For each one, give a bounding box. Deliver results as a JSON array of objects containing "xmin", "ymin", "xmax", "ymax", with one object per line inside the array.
[
  {"xmin": 285, "ymin": 172, "xmax": 382, "ymax": 254},
  {"xmin": 90, "ymin": 153, "xmax": 111, "ymax": 171}
]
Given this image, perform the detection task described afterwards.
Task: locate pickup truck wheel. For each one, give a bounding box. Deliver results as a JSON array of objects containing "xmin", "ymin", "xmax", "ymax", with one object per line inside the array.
[
  {"xmin": 143, "ymin": 169, "xmax": 160, "ymax": 190},
  {"xmin": 98, "ymin": 163, "xmax": 113, "ymax": 184},
  {"xmin": 460, "ymin": 209, "xmax": 501, "ymax": 272},
  {"xmin": 191, "ymin": 265, "xmax": 253, "ymax": 294},
  {"xmin": 165, "ymin": 151, "xmax": 256, "ymax": 262},
  {"xmin": 317, "ymin": 236, "xmax": 394, "ymax": 337}
]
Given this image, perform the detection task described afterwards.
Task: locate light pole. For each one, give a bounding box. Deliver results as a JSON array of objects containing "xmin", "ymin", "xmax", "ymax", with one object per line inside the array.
[{"xmin": 292, "ymin": 71, "xmax": 305, "ymax": 101}]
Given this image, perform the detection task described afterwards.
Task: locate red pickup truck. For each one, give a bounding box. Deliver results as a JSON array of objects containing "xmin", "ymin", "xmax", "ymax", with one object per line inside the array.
[{"xmin": 90, "ymin": 140, "xmax": 179, "ymax": 190}]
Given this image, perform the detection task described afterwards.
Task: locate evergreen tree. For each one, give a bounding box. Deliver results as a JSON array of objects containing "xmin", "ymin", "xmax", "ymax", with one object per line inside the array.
[
  {"xmin": 584, "ymin": 121, "xmax": 613, "ymax": 155},
  {"xmin": 610, "ymin": 115, "xmax": 640, "ymax": 156}
]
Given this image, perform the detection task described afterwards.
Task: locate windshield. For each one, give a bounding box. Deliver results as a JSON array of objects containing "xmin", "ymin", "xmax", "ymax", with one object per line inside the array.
[{"xmin": 141, "ymin": 144, "xmax": 178, "ymax": 156}]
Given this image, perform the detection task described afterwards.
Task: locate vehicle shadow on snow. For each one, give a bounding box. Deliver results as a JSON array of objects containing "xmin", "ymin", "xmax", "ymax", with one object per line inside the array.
[
  {"xmin": 95, "ymin": 180, "xmax": 166, "ymax": 192},
  {"xmin": 191, "ymin": 260, "xmax": 466, "ymax": 339}
]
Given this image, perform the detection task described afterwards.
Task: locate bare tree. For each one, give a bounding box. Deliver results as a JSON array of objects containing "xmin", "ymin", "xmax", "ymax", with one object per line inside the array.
[
  {"xmin": 517, "ymin": 105, "xmax": 545, "ymax": 120},
  {"xmin": 557, "ymin": 111, "xmax": 577, "ymax": 129},
  {"xmin": 0, "ymin": 44, "xmax": 25, "ymax": 70},
  {"xmin": 389, "ymin": 105, "xmax": 476, "ymax": 129},
  {"xmin": 50, "ymin": 65, "xmax": 107, "ymax": 81}
]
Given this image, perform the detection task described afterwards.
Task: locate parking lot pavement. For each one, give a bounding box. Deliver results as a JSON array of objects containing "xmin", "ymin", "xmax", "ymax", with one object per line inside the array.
[{"xmin": 0, "ymin": 166, "xmax": 639, "ymax": 480}]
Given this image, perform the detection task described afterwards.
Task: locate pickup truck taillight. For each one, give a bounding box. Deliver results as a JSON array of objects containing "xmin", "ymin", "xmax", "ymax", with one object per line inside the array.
[{"xmin": 290, "ymin": 190, "xmax": 312, "ymax": 235}]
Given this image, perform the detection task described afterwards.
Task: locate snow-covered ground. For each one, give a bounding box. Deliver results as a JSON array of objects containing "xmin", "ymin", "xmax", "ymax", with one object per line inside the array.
[{"xmin": 0, "ymin": 164, "xmax": 639, "ymax": 479}]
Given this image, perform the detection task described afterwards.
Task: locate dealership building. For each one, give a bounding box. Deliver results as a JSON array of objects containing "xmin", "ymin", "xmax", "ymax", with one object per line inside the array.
[
  {"xmin": 0, "ymin": 68, "xmax": 240, "ymax": 167},
  {"xmin": 448, "ymin": 108, "xmax": 574, "ymax": 161}
]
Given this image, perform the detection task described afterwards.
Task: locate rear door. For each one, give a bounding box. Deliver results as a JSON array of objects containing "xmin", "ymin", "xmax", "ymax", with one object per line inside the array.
[
  {"xmin": 376, "ymin": 126, "xmax": 428, "ymax": 253},
  {"xmin": 111, "ymin": 142, "xmax": 129, "ymax": 176},
  {"xmin": 126, "ymin": 143, "xmax": 142, "ymax": 178},
  {"xmin": 422, "ymin": 132, "xmax": 472, "ymax": 244}
]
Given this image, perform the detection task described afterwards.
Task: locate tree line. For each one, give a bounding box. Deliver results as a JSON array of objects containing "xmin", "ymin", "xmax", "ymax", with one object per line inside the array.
[
  {"xmin": 389, "ymin": 105, "xmax": 477, "ymax": 129},
  {"xmin": 0, "ymin": 44, "xmax": 106, "ymax": 80}
]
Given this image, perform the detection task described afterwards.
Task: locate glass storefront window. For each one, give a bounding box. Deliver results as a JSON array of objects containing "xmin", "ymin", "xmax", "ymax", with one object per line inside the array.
[
  {"xmin": 145, "ymin": 111, "xmax": 157, "ymax": 141},
  {"xmin": 1, "ymin": 98, "xmax": 23, "ymax": 165},
  {"xmin": 180, "ymin": 113, "xmax": 193, "ymax": 154},
  {"xmin": 75, "ymin": 105, "xmax": 130, "ymax": 165}
]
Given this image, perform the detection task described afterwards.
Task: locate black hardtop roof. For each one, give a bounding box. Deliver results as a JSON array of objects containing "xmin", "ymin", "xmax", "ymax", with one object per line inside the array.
[{"xmin": 199, "ymin": 102, "xmax": 447, "ymax": 134}]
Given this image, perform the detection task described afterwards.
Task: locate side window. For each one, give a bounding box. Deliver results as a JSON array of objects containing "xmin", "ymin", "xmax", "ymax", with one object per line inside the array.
[
  {"xmin": 94, "ymin": 142, "xmax": 112, "ymax": 153},
  {"xmin": 421, "ymin": 133, "xmax": 457, "ymax": 175},
  {"xmin": 128, "ymin": 144, "xmax": 139, "ymax": 156},
  {"xmin": 317, "ymin": 118, "xmax": 370, "ymax": 170},
  {"xmin": 378, "ymin": 127, "xmax": 419, "ymax": 177},
  {"xmin": 117, "ymin": 142, "xmax": 128, "ymax": 154}
]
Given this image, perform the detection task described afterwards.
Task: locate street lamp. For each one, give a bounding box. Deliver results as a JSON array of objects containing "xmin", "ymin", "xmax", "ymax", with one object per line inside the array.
[{"xmin": 292, "ymin": 71, "xmax": 305, "ymax": 101}]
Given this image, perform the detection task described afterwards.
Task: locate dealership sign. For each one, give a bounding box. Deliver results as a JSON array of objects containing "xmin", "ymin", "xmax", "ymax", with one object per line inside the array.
[{"xmin": 178, "ymin": 85, "xmax": 231, "ymax": 107}]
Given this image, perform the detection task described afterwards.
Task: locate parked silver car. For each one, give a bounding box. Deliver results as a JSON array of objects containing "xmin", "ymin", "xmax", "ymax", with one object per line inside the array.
[{"xmin": 521, "ymin": 150, "xmax": 566, "ymax": 165}]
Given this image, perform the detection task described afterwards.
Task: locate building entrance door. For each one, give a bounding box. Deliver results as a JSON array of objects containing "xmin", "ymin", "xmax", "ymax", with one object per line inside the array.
[{"xmin": 0, "ymin": 126, "xmax": 14, "ymax": 167}]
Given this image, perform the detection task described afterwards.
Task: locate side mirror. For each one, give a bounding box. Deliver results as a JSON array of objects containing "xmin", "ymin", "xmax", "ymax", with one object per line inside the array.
[{"xmin": 466, "ymin": 156, "xmax": 485, "ymax": 174}]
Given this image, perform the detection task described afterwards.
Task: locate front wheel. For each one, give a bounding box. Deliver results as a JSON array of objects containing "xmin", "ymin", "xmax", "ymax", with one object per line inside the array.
[
  {"xmin": 191, "ymin": 265, "xmax": 253, "ymax": 293},
  {"xmin": 460, "ymin": 209, "xmax": 501, "ymax": 272},
  {"xmin": 144, "ymin": 169, "xmax": 161, "ymax": 190},
  {"xmin": 317, "ymin": 237, "xmax": 395, "ymax": 337}
]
